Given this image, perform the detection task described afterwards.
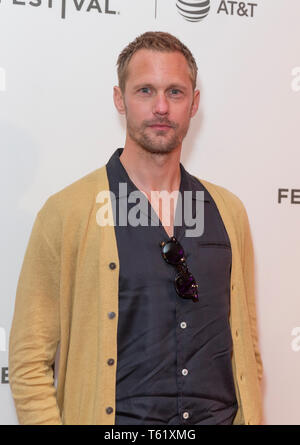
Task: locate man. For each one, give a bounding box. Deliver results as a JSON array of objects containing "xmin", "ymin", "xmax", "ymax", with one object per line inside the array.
[{"xmin": 9, "ymin": 31, "xmax": 262, "ymax": 425}]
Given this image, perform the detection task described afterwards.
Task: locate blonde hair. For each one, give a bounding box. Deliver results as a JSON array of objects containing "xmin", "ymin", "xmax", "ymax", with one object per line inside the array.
[{"xmin": 117, "ymin": 31, "xmax": 198, "ymax": 92}]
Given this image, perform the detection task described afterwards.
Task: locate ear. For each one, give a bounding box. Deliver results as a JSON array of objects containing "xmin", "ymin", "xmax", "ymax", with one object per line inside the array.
[
  {"xmin": 190, "ymin": 89, "xmax": 200, "ymax": 118},
  {"xmin": 113, "ymin": 86, "xmax": 126, "ymax": 115}
]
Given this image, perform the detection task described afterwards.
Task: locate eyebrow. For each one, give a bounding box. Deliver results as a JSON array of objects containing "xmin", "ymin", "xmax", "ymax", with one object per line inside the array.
[
  {"xmin": 133, "ymin": 83, "xmax": 188, "ymax": 92},
  {"xmin": 168, "ymin": 84, "xmax": 188, "ymax": 91}
]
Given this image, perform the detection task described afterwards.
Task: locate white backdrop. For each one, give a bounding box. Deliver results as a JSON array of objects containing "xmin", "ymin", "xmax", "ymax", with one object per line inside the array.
[{"xmin": 0, "ymin": 0, "xmax": 299, "ymax": 425}]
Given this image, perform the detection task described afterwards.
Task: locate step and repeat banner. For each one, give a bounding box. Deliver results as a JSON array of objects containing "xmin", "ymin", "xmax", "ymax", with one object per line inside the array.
[{"xmin": 0, "ymin": 0, "xmax": 299, "ymax": 425}]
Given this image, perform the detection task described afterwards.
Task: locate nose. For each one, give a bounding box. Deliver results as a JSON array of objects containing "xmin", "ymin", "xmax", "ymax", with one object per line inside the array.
[{"xmin": 152, "ymin": 92, "xmax": 169, "ymax": 116}]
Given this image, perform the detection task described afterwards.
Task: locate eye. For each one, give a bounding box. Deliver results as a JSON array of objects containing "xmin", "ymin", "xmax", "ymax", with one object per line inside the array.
[
  {"xmin": 139, "ymin": 87, "xmax": 151, "ymax": 94},
  {"xmin": 169, "ymin": 88, "xmax": 182, "ymax": 97}
]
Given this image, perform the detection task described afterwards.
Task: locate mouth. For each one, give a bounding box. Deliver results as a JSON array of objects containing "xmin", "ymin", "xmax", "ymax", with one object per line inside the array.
[{"xmin": 148, "ymin": 124, "xmax": 172, "ymax": 131}]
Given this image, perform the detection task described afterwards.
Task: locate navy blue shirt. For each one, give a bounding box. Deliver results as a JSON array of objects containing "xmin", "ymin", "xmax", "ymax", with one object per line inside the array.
[{"xmin": 106, "ymin": 148, "xmax": 238, "ymax": 425}]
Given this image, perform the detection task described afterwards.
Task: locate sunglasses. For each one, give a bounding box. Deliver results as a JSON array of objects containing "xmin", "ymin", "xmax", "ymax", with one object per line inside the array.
[{"xmin": 160, "ymin": 236, "xmax": 199, "ymax": 303}]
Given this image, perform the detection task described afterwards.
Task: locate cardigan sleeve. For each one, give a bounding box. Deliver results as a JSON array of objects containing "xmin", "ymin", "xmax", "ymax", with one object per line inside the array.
[
  {"xmin": 9, "ymin": 207, "xmax": 63, "ymax": 425},
  {"xmin": 239, "ymin": 204, "xmax": 263, "ymax": 383}
]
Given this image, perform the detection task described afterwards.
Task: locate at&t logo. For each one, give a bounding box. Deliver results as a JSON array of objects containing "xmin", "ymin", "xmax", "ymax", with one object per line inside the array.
[
  {"xmin": 176, "ymin": 0, "xmax": 210, "ymax": 23},
  {"xmin": 173, "ymin": 0, "xmax": 258, "ymax": 23},
  {"xmin": 217, "ymin": 1, "xmax": 258, "ymax": 17}
]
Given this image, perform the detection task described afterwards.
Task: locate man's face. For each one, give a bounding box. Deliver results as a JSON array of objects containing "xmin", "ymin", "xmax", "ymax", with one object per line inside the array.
[{"xmin": 114, "ymin": 49, "xmax": 200, "ymax": 155}]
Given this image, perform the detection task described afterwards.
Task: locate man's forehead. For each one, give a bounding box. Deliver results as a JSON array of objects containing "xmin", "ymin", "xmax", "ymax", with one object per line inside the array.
[
  {"xmin": 128, "ymin": 48, "xmax": 188, "ymax": 67},
  {"xmin": 125, "ymin": 49, "xmax": 192, "ymax": 85}
]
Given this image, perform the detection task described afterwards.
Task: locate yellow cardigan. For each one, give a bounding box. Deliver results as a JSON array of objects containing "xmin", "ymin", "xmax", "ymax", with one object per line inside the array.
[{"xmin": 9, "ymin": 165, "xmax": 263, "ymax": 425}]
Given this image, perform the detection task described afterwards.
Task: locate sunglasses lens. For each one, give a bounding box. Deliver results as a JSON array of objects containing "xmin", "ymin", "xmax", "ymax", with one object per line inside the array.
[
  {"xmin": 160, "ymin": 237, "xmax": 199, "ymax": 302},
  {"xmin": 161, "ymin": 240, "xmax": 184, "ymax": 265},
  {"xmin": 175, "ymin": 273, "xmax": 198, "ymax": 300}
]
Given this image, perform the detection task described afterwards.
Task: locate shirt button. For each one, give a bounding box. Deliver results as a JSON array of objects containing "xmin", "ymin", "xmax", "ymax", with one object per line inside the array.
[
  {"xmin": 107, "ymin": 358, "xmax": 115, "ymax": 366},
  {"xmin": 182, "ymin": 368, "xmax": 189, "ymax": 376},
  {"xmin": 182, "ymin": 411, "xmax": 189, "ymax": 420},
  {"xmin": 106, "ymin": 407, "xmax": 113, "ymax": 415},
  {"xmin": 180, "ymin": 322, "xmax": 187, "ymax": 329},
  {"xmin": 109, "ymin": 262, "xmax": 116, "ymax": 270},
  {"xmin": 108, "ymin": 312, "xmax": 116, "ymax": 319}
]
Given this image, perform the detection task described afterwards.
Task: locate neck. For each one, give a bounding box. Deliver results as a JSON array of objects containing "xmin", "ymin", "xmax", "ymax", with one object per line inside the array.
[{"xmin": 119, "ymin": 138, "xmax": 182, "ymax": 195}]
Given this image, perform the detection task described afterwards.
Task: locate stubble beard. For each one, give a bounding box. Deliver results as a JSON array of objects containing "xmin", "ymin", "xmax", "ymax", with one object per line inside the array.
[{"xmin": 126, "ymin": 115, "xmax": 191, "ymax": 155}]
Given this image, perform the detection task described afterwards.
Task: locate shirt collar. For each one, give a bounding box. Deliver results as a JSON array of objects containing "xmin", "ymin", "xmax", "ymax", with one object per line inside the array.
[{"xmin": 106, "ymin": 148, "xmax": 210, "ymax": 203}]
